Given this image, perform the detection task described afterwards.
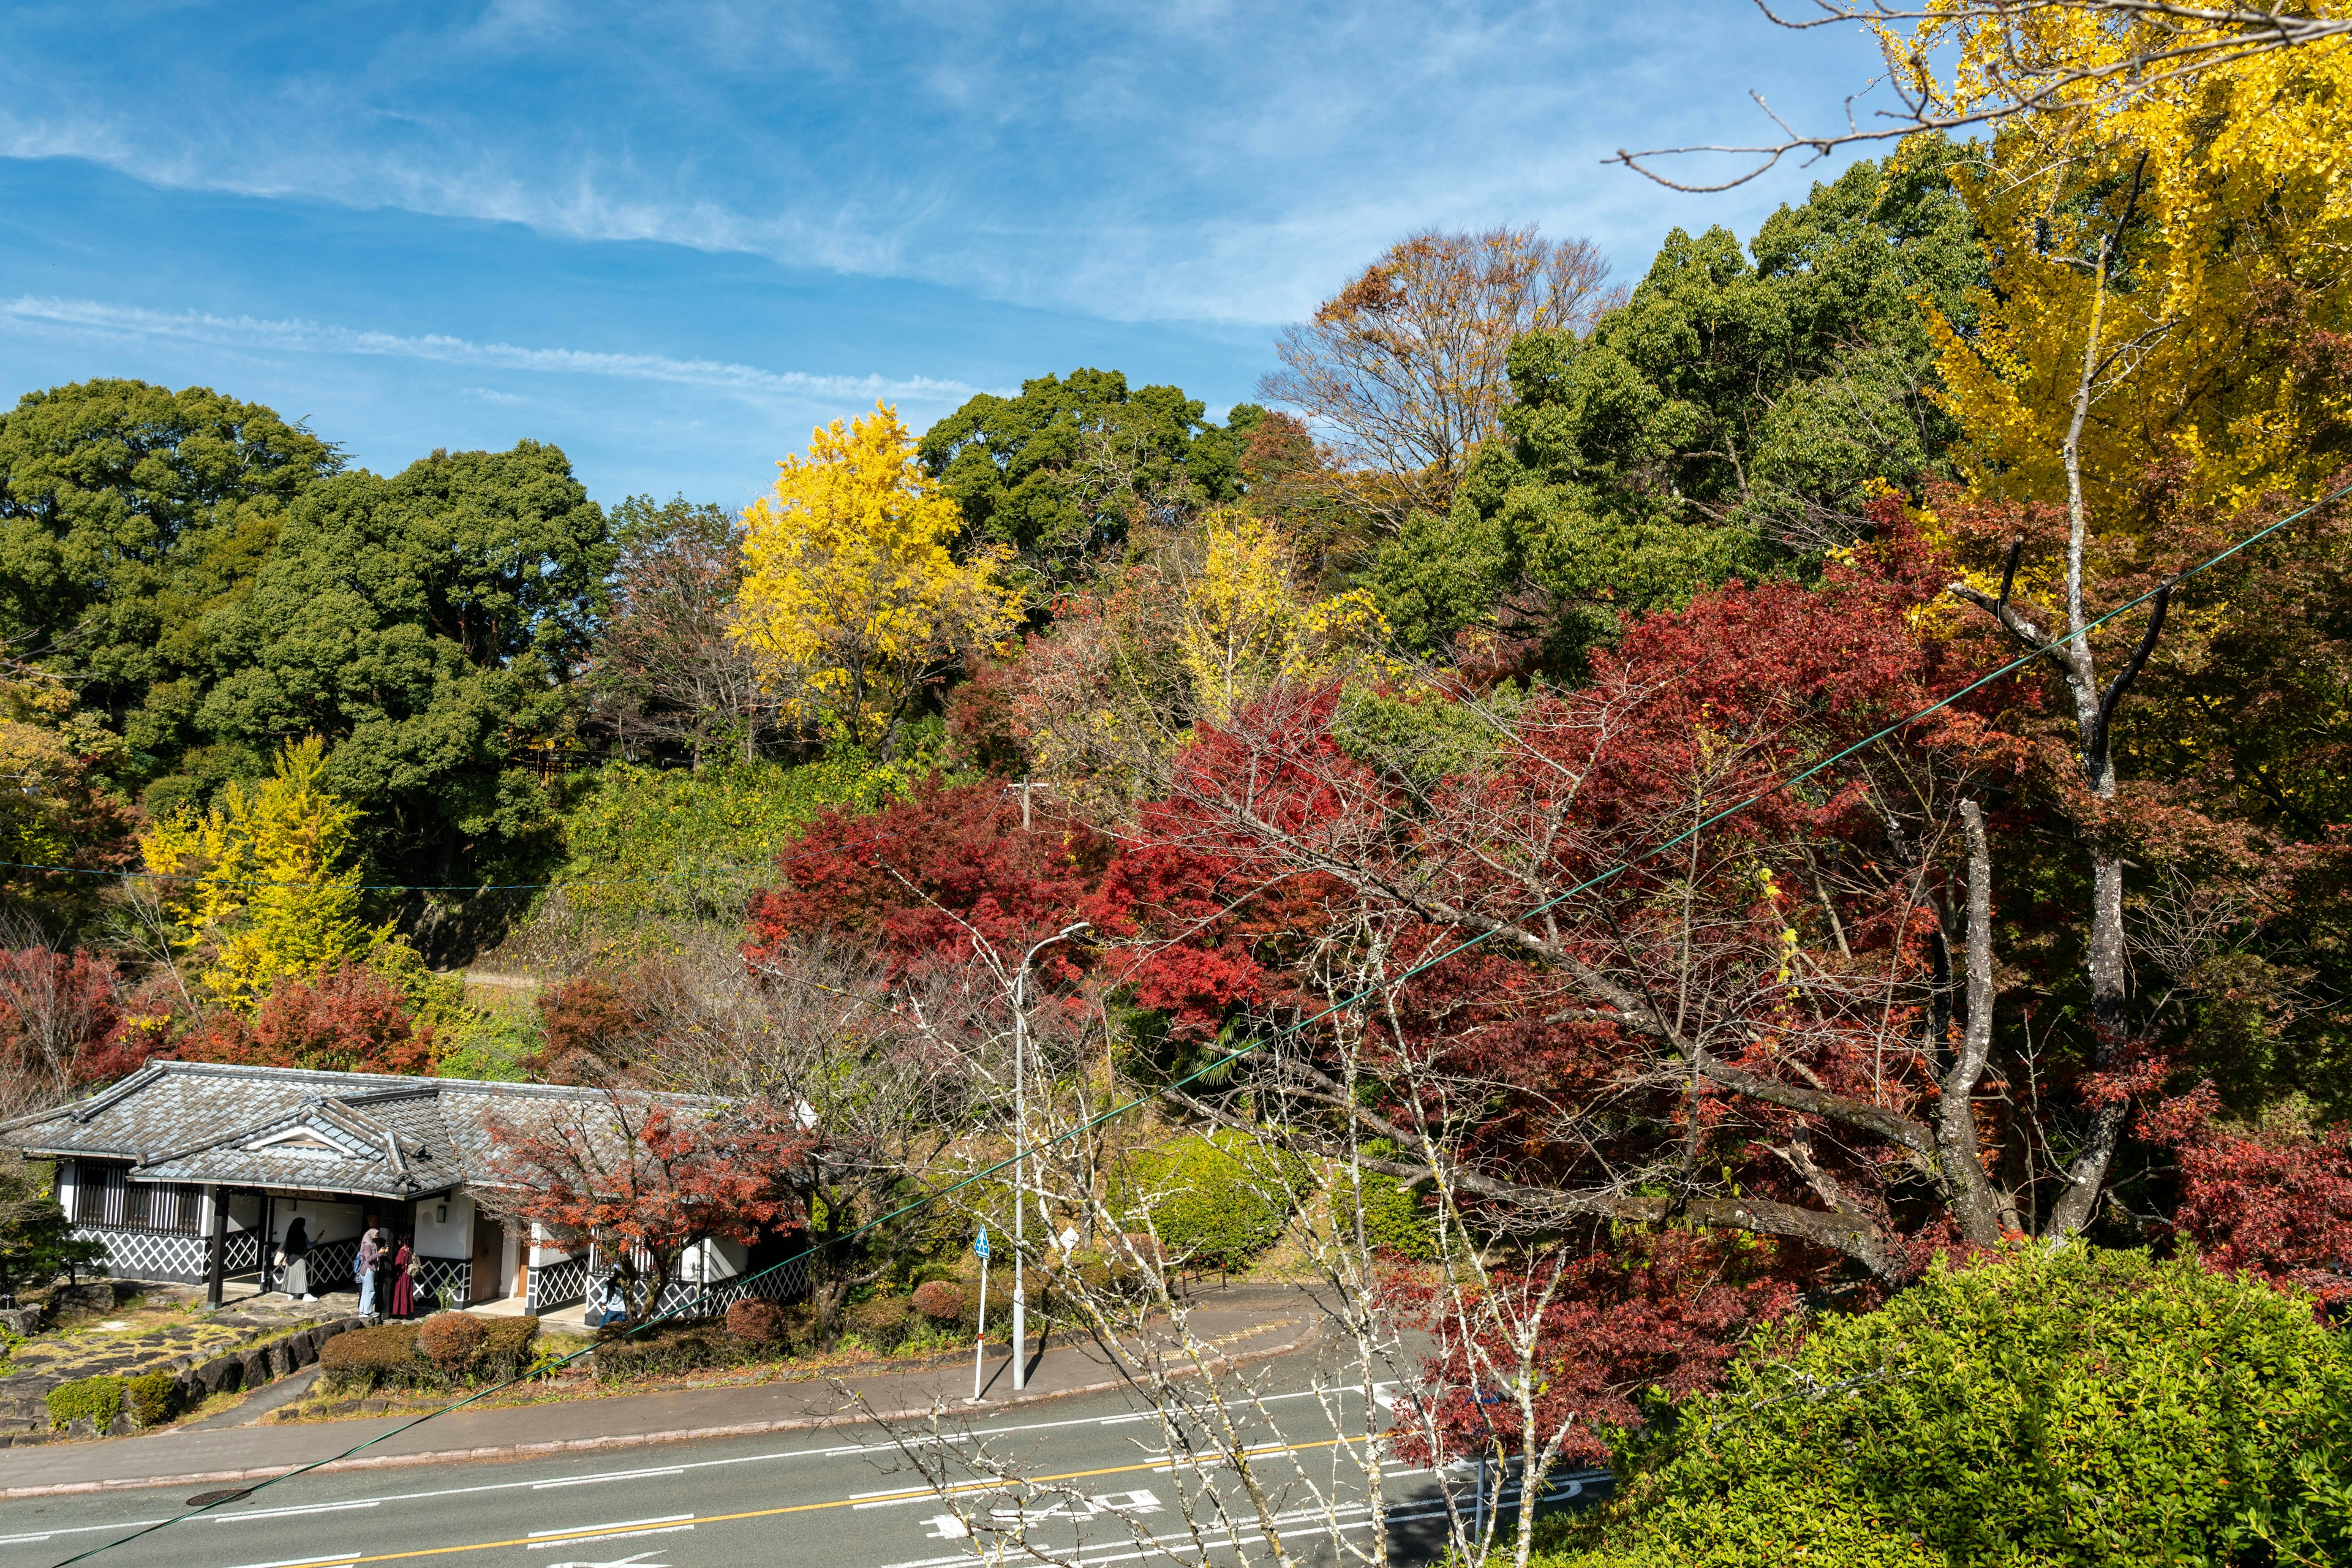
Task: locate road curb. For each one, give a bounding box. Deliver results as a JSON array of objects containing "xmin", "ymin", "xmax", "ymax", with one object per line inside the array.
[{"xmin": 1, "ymin": 1315, "xmax": 1325, "ymax": 1499}]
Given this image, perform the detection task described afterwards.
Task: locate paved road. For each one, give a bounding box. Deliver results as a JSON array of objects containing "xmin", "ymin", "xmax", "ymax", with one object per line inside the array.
[{"xmin": 0, "ymin": 1366, "xmax": 1602, "ymax": 1568}]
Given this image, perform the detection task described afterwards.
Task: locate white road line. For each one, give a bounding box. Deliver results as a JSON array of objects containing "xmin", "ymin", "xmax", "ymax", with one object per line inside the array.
[
  {"xmin": 0, "ymin": 1534, "xmax": 53, "ymax": 1547},
  {"xmin": 201, "ymin": 1499, "xmax": 382, "ymax": 1523},
  {"xmin": 212, "ymin": 1554, "xmax": 363, "ymax": 1568},
  {"xmin": 527, "ymin": 1514, "xmax": 693, "ymax": 1538},
  {"xmin": 531, "ymin": 1466, "xmax": 685, "ymax": 1490},
  {"xmin": 525, "ymin": 1525, "xmax": 693, "ymax": 1551}
]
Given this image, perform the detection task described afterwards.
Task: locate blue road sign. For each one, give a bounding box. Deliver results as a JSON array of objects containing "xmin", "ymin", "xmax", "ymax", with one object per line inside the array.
[{"xmin": 974, "ymin": 1228, "xmax": 991, "ymax": 1259}]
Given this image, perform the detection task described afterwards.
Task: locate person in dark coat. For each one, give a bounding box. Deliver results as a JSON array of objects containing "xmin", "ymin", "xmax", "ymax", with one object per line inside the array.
[{"xmin": 279, "ymin": 1216, "xmax": 313, "ymax": 1301}]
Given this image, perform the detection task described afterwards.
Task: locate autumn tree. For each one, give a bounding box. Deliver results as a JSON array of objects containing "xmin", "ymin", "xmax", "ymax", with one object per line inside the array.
[
  {"xmin": 0, "ymin": 665, "xmax": 135, "ymax": 935},
  {"xmin": 588, "ymin": 494, "xmax": 778, "ymax": 767},
  {"xmin": 178, "ymin": 960, "xmax": 437, "ymax": 1076},
  {"xmin": 140, "ymin": 736, "xmax": 378, "ymax": 1007},
  {"xmin": 0, "ymin": 938, "xmax": 124, "ymax": 1114},
  {"xmin": 483, "ymin": 1090, "xmax": 810, "ymax": 1322},
  {"xmin": 1259, "ymin": 226, "xmax": 1617, "ymax": 530},
  {"xmin": 732, "ymin": 405, "xmax": 1022, "ymax": 755}
]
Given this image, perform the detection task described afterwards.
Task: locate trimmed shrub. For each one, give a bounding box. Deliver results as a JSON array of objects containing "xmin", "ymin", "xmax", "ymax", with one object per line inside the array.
[
  {"xmin": 317, "ymin": 1322, "xmax": 424, "ymax": 1395},
  {"xmin": 726, "ymin": 1297, "xmax": 788, "ymax": 1346},
  {"xmin": 911, "ymin": 1280, "xmax": 964, "ymax": 1324},
  {"xmin": 126, "ymin": 1370, "xmax": 178, "ymax": 1428},
  {"xmin": 47, "ymin": 1374, "xmax": 123, "ymax": 1433},
  {"xmin": 1540, "ymin": 1246, "xmax": 2352, "ymax": 1568},
  {"xmin": 1117, "ymin": 1133, "xmax": 1308, "ymax": 1270},
  {"xmin": 594, "ymin": 1324, "xmax": 734, "ymax": 1382},
  {"xmin": 416, "ymin": 1311, "xmax": 489, "ymax": 1371},
  {"xmin": 480, "ymin": 1316, "xmax": 540, "ymax": 1377},
  {"xmin": 843, "ymin": 1294, "xmax": 912, "ymax": 1351}
]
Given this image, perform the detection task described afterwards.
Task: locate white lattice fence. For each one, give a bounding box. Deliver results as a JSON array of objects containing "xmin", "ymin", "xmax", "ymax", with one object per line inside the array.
[
  {"xmin": 528, "ymin": 1254, "xmax": 589, "ymax": 1312},
  {"xmin": 410, "ymin": 1254, "xmax": 470, "ymax": 1311},
  {"xmin": 581, "ymin": 1253, "xmax": 812, "ymax": 1321},
  {"xmin": 74, "ymin": 1226, "xmax": 206, "ymax": 1283}
]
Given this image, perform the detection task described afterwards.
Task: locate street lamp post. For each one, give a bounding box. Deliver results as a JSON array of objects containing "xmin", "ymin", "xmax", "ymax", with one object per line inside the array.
[{"xmin": 1011, "ymin": 920, "xmax": 1088, "ymax": 1392}]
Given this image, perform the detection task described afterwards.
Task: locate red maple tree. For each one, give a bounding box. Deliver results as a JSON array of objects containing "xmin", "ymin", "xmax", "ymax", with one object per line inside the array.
[{"xmin": 484, "ymin": 1090, "xmax": 812, "ymax": 1321}]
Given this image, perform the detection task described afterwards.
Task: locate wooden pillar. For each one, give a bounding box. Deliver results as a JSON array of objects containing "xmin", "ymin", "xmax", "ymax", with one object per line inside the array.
[{"xmin": 203, "ymin": 1183, "xmax": 227, "ymax": 1308}]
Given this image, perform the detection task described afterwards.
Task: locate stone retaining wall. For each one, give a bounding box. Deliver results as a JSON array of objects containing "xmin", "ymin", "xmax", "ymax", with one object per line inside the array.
[{"xmin": 0, "ymin": 1315, "xmax": 366, "ymax": 1446}]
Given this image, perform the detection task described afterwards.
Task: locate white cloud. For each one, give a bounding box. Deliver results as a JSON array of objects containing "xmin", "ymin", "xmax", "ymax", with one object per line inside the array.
[{"xmin": 0, "ymin": 296, "xmax": 987, "ymax": 405}]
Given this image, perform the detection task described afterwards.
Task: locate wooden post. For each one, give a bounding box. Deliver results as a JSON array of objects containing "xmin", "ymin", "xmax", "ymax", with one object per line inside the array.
[{"xmin": 203, "ymin": 1184, "xmax": 227, "ymax": 1309}]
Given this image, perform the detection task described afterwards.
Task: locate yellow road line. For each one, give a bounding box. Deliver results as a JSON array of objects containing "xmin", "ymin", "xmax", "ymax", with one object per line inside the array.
[{"xmin": 328, "ymin": 1440, "xmax": 1348, "ymax": 1564}]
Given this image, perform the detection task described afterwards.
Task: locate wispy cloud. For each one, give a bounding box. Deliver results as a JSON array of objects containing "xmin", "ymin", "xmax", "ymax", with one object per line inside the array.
[{"xmin": 0, "ymin": 296, "xmax": 985, "ymax": 405}]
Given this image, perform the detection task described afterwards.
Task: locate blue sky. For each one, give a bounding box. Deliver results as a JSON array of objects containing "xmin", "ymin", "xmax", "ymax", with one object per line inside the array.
[{"xmin": 0, "ymin": 2, "xmax": 1887, "ymax": 511}]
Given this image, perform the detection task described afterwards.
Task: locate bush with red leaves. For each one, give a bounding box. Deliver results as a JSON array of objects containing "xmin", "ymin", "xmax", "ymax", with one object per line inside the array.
[
  {"xmin": 2145, "ymin": 1084, "xmax": 2352, "ymax": 1313},
  {"xmin": 415, "ymin": 1311, "xmax": 489, "ymax": 1371},
  {"xmin": 910, "ymin": 1279, "xmax": 965, "ymax": 1324},
  {"xmin": 726, "ymin": 1297, "xmax": 788, "ymax": 1344},
  {"xmin": 1386, "ymin": 1231, "xmax": 1804, "ymax": 1469}
]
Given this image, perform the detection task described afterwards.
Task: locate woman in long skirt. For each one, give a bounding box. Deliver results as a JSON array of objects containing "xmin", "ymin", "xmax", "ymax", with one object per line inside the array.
[{"xmin": 388, "ymin": 1236, "xmax": 416, "ymax": 1319}]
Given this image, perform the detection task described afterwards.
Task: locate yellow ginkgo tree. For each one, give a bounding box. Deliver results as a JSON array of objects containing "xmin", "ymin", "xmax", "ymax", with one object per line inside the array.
[
  {"xmin": 731, "ymin": 404, "xmax": 1022, "ymax": 754},
  {"xmin": 1920, "ymin": 8, "xmax": 2352, "ymax": 523},
  {"xmin": 140, "ymin": 736, "xmax": 380, "ymax": 1008},
  {"xmin": 1177, "ymin": 508, "xmax": 1398, "ymax": 726}
]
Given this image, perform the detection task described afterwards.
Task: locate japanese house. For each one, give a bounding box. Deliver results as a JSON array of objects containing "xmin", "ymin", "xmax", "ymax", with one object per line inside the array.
[{"xmin": 0, "ymin": 1060, "xmax": 807, "ymax": 1314}]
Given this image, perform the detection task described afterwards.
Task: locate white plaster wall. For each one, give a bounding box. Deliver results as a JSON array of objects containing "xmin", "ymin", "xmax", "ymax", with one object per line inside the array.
[{"xmin": 408, "ymin": 1191, "xmax": 472, "ymax": 1258}]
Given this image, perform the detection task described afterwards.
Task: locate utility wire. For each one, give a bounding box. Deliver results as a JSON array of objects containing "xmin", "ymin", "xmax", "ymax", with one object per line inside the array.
[{"xmin": 54, "ymin": 477, "xmax": 2352, "ymax": 1568}]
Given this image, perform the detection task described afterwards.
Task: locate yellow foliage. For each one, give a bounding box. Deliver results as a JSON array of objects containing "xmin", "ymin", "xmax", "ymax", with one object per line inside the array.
[
  {"xmin": 0, "ymin": 668, "xmax": 123, "ymax": 871},
  {"xmin": 1909, "ymin": 8, "xmax": 2352, "ymax": 520},
  {"xmin": 1178, "ymin": 509, "xmax": 1401, "ymax": 725},
  {"xmin": 140, "ymin": 736, "xmax": 377, "ymax": 1007},
  {"xmin": 731, "ymin": 404, "xmax": 1022, "ymax": 752}
]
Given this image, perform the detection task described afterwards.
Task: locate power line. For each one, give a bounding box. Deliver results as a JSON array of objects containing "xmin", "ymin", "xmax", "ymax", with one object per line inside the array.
[{"xmin": 53, "ymin": 477, "xmax": 2351, "ymax": 1567}]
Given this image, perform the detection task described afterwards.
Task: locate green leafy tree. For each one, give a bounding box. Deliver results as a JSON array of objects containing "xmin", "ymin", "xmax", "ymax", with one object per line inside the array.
[
  {"xmin": 0, "ymin": 1149, "xmax": 104, "ymax": 1302},
  {"xmin": 918, "ymin": 369, "xmax": 1250, "ymax": 594},
  {"xmin": 1372, "ymin": 148, "xmax": 1980, "ymax": 671},
  {"xmin": 0, "ymin": 379, "xmax": 342, "ymax": 802},
  {"xmin": 1540, "ymin": 1246, "xmax": 2352, "ymax": 1568},
  {"xmin": 196, "ymin": 441, "xmax": 612, "ymax": 883}
]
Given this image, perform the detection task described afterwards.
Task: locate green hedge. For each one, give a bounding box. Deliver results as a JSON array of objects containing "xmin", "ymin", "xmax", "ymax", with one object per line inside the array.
[
  {"xmin": 593, "ymin": 1322, "xmax": 743, "ymax": 1382},
  {"xmin": 317, "ymin": 1316, "xmax": 541, "ymax": 1395},
  {"xmin": 47, "ymin": 1375, "xmax": 123, "ymax": 1433},
  {"xmin": 1539, "ymin": 1245, "xmax": 2352, "ymax": 1568},
  {"xmin": 1116, "ymin": 1132, "xmax": 1310, "ymax": 1270}
]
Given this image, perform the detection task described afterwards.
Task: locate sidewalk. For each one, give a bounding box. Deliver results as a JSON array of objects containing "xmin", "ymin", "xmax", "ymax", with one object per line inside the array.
[{"xmin": 0, "ymin": 1284, "xmax": 1326, "ymax": 1498}]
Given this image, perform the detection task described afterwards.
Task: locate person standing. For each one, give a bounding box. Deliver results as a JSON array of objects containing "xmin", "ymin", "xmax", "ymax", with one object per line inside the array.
[
  {"xmin": 356, "ymin": 1227, "xmax": 382, "ymax": 1317},
  {"xmin": 388, "ymin": 1235, "xmax": 416, "ymax": 1319},
  {"xmin": 280, "ymin": 1216, "xmax": 314, "ymax": 1302}
]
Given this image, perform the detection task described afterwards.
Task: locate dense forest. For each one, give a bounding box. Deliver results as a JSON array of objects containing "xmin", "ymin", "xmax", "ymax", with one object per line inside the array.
[{"xmin": 4, "ymin": 10, "xmax": 2352, "ymax": 1564}]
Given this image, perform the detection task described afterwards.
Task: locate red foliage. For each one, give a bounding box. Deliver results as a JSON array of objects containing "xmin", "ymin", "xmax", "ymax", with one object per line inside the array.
[
  {"xmin": 486, "ymin": 1090, "xmax": 812, "ymax": 1319},
  {"xmin": 1386, "ymin": 1231, "xmax": 1804, "ymax": 1467},
  {"xmin": 745, "ymin": 779, "xmax": 1117, "ymax": 979},
  {"xmin": 529, "ymin": 972, "xmax": 661, "ymax": 1085},
  {"xmin": 0, "ymin": 946, "xmax": 124, "ymax": 1096},
  {"xmin": 2144, "ymin": 1084, "xmax": 2352, "ymax": 1313},
  {"xmin": 178, "ymin": 963, "xmax": 436, "ymax": 1076}
]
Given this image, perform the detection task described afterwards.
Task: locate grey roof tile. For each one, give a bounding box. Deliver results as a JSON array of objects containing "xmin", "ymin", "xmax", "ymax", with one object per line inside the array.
[{"xmin": 0, "ymin": 1060, "xmax": 714, "ymax": 1197}]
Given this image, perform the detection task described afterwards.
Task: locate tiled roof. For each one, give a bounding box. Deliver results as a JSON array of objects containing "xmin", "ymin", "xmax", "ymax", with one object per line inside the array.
[{"xmin": 0, "ymin": 1061, "xmax": 712, "ymax": 1198}]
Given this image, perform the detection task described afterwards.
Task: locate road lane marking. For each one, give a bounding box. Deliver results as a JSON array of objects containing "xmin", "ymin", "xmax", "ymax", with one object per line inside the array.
[
  {"xmin": 48, "ymin": 1383, "xmax": 1368, "ymax": 1543},
  {"xmin": 252, "ymin": 1444, "xmax": 1351, "ymax": 1565},
  {"xmin": 213, "ymin": 1555, "xmax": 363, "ymax": 1568},
  {"xmin": 530, "ymin": 1468, "xmax": 685, "ymax": 1490},
  {"xmin": 203, "ymin": 1500, "xmax": 382, "ymax": 1523},
  {"xmin": 527, "ymin": 1516, "xmax": 692, "ymax": 1539}
]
